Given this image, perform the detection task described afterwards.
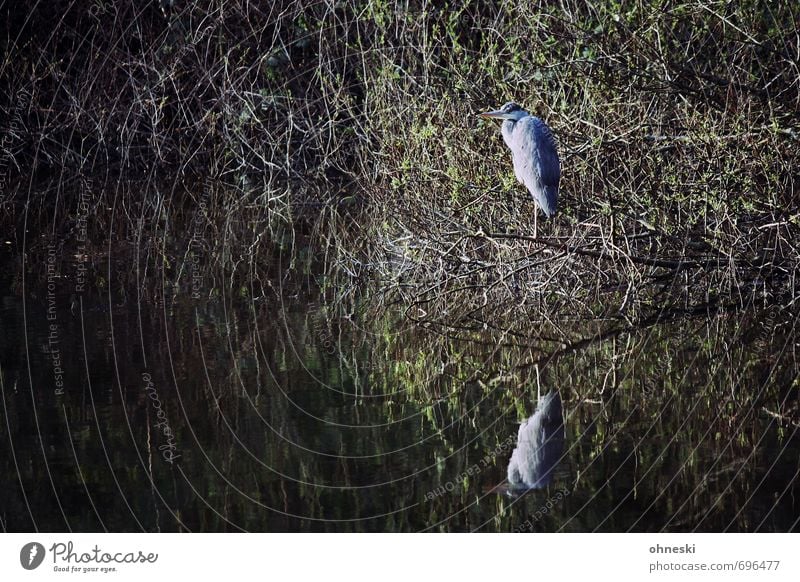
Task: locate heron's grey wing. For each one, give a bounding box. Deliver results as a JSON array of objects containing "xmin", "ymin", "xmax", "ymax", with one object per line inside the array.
[{"xmin": 512, "ymin": 116, "xmax": 560, "ymax": 217}]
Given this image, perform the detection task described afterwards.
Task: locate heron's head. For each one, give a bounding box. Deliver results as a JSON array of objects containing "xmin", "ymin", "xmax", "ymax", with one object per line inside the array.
[{"xmin": 479, "ymin": 101, "xmax": 528, "ymax": 122}]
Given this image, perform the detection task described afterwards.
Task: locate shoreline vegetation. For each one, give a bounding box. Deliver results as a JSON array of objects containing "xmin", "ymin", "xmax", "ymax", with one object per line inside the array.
[
  {"xmin": 1, "ymin": 1, "xmax": 798, "ymax": 327},
  {"xmin": 1, "ymin": 2, "xmax": 799, "ymax": 534}
]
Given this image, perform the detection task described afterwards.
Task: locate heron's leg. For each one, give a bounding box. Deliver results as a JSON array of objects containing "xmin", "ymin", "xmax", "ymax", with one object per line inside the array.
[
  {"xmin": 535, "ymin": 364, "xmax": 541, "ymax": 401},
  {"xmin": 533, "ymin": 209, "xmax": 538, "ymax": 239}
]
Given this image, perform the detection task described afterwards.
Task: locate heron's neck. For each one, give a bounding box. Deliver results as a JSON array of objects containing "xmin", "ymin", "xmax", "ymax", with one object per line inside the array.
[{"xmin": 500, "ymin": 118, "xmax": 518, "ymax": 149}]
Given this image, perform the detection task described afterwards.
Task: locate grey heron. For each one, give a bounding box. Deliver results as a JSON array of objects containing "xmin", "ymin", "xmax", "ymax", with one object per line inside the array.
[
  {"xmin": 506, "ymin": 391, "xmax": 565, "ymax": 491},
  {"xmin": 479, "ymin": 102, "xmax": 560, "ymax": 237}
]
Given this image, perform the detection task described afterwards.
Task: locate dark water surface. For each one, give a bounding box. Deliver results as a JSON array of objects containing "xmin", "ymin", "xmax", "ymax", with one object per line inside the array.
[{"xmin": 0, "ymin": 227, "xmax": 798, "ymax": 533}]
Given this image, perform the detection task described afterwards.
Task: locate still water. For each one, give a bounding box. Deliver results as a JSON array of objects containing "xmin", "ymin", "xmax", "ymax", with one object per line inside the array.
[{"xmin": 0, "ymin": 223, "xmax": 798, "ymax": 533}]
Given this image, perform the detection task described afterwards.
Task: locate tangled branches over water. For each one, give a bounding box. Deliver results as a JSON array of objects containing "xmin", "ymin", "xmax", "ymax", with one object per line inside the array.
[{"xmin": 1, "ymin": 1, "xmax": 799, "ymax": 330}]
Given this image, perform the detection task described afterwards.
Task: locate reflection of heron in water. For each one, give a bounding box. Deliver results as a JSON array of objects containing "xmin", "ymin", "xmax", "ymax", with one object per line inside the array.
[{"xmin": 507, "ymin": 391, "xmax": 565, "ymax": 490}]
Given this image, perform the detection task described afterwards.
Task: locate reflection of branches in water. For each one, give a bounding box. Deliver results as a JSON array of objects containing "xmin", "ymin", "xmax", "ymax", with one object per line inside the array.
[
  {"xmin": 762, "ymin": 407, "xmax": 800, "ymax": 429},
  {"xmin": 665, "ymin": 460, "xmax": 747, "ymax": 530},
  {"xmin": 515, "ymin": 301, "xmax": 739, "ymax": 372}
]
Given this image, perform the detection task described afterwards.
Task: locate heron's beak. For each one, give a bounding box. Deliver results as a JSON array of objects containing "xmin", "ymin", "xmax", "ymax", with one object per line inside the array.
[{"xmin": 479, "ymin": 109, "xmax": 509, "ymax": 119}]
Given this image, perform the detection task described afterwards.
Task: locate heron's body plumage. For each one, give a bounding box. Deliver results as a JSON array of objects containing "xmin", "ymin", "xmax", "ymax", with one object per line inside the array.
[{"xmin": 501, "ymin": 114, "xmax": 560, "ymax": 217}]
